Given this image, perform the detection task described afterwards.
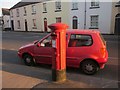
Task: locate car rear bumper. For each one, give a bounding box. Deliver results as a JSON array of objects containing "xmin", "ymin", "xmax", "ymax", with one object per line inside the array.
[{"xmin": 98, "ymin": 52, "xmax": 108, "ymax": 69}]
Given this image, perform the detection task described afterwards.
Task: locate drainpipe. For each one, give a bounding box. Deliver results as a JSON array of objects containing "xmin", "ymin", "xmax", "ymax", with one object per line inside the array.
[
  {"xmin": 1, "ymin": 16, "xmax": 4, "ymax": 31},
  {"xmin": 84, "ymin": 0, "xmax": 86, "ymax": 29}
]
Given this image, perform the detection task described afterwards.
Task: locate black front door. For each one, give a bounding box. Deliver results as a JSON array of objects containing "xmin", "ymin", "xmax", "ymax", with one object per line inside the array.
[
  {"xmin": 11, "ymin": 20, "xmax": 14, "ymax": 31},
  {"xmin": 25, "ymin": 20, "xmax": 28, "ymax": 31},
  {"xmin": 73, "ymin": 20, "xmax": 78, "ymax": 29},
  {"xmin": 73, "ymin": 16, "xmax": 78, "ymax": 29},
  {"xmin": 115, "ymin": 14, "xmax": 120, "ymax": 35},
  {"xmin": 44, "ymin": 18, "xmax": 47, "ymax": 32}
]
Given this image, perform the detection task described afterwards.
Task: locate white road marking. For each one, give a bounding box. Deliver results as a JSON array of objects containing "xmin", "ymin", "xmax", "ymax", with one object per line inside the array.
[
  {"xmin": 107, "ymin": 41, "xmax": 118, "ymax": 43},
  {"xmin": 9, "ymin": 48, "xmax": 17, "ymax": 51},
  {"xmin": 108, "ymin": 57, "xmax": 118, "ymax": 59},
  {"xmin": 3, "ymin": 35, "xmax": 40, "ymax": 38},
  {"xmin": 1, "ymin": 48, "xmax": 17, "ymax": 51},
  {"xmin": 3, "ymin": 35, "xmax": 24, "ymax": 37},
  {"xmin": 22, "ymin": 36, "xmax": 40, "ymax": 38}
]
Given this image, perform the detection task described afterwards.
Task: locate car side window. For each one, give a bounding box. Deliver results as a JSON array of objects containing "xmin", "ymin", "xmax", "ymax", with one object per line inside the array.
[
  {"xmin": 68, "ymin": 34, "xmax": 92, "ymax": 47},
  {"xmin": 40, "ymin": 36, "xmax": 52, "ymax": 47}
]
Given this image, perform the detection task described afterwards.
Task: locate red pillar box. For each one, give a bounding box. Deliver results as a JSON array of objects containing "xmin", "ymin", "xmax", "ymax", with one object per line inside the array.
[{"xmin": 48, "ymin": 23, "xmax": 68, "ymax": 82}]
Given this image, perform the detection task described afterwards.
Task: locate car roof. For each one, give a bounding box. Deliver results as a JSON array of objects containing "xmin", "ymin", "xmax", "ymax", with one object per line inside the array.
[{"xmin": 66, "ymin": 29, "xmax": 100, "ymax": 34}]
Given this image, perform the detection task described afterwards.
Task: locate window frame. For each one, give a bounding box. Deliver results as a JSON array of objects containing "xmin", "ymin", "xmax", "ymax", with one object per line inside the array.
[
  {"xmin": 31, "ymin": 5, "xmax": 36, "ymax": 14},
  {"xmin": 90, "ymin": 0, "xmax": 100, "ymax": 9},
  {"xmin": 10, "ymin": 10, "xmax": 13, "ymax": 17},
  {"xmin": 24, "ymin": 7, "xmax": 27, "ymax": 16},
  {"xmin": 17, "ymin": 20, "xmax": 21, "ymax": 29},
  {"xmin": 55, "ymin": 1, "xmax": 61, "ymax": 12},
  {"xmin": 43, "ymin": 3, "xmax": 47, "ymax": 13},
  {"xmin": 90, "ymin": 15, "xmax": 99, "ymax": 29},
  {"xmin": 68, "ymin": 34, "xmax": 93, "ymax": 47},
  {"xmin": 56, "ymin": 17, "xmax": 61, "ymax": 23},
  {"xmin": 72, "ymin": 2, "xmax": 78, "ymax": 10},
  {"xmin": 16, "ymin": 9, "xmax": 19, "ymax": 17},
  {"xmin": 32, "ymin": 19, "xmax": 37, "ymax": 29}
]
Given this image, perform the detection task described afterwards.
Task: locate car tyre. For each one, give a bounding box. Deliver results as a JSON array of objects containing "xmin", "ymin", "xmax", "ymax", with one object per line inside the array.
[
  {"xmin": 81, "ymin": 60, "xmax": 99, "ymax": 75},
  {"xmin": 23, "ymin": 54, "xmax": 35, "ymax": 66}
]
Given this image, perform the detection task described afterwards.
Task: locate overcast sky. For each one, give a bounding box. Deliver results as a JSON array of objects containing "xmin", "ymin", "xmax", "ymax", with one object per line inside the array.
[{"xmin": 0, "ymin": 0, "xmax": 21, "ymax": 16}]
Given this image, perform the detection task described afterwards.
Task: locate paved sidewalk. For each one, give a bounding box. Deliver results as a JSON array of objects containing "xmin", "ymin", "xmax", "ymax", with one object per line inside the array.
[
  {"xmin": 32, "ymin": 75, "xmax": 118, "ymax": 88},
  {"xmin": 2, "ymin": 62, "xmax": 50, "ymax": 88},
  {"xmin": 2, "ymin": 70, "xmax": 46, "ymax": 88},
  {"xmin": 32, "ymin": 80, "xmax": 95, "ymax": 88}
]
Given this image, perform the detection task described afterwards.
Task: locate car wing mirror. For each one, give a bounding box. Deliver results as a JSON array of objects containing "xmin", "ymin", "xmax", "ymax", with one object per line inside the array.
[
  {"xmin": 37, "ymin": 43, "xmax": 41, "ymax": 47},
  {"xmin": 37, "ymin": 43, "xmax": 45, "ymax": 47}
]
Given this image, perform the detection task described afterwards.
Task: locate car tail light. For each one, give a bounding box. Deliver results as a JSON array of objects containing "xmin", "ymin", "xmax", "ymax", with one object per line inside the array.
[
  {"xmin": 104, "ymin": 41, "xmax": 107, "ymax": 47},
  {"xmin": 100, "ymin": 48, "xmax": 106, "ymax": 57}
]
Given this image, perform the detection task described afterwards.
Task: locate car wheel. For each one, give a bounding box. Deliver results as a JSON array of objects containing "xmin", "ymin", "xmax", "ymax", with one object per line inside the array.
[
  {"xmin": 23, "ymin": 54, "xmax": 35, "ymax": 66},
  {"xmin": 81, "ymin": 60, "xmax": 99, "ymax": 75}
]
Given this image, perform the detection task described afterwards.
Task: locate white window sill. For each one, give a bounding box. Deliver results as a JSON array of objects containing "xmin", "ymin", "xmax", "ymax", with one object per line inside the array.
[
  {"xmin": 89, "ymin": 27, "xmax": 99, "ymax": 29},
  {"xmin": 32, "ymin": 27, "xmax": 37, "ymax": 29},
  {"xmin": 90, "ymin": 6, "xmax": 100, "ymax": 9}
]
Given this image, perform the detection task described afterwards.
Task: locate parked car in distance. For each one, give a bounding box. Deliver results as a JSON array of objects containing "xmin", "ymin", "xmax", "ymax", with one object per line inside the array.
[{"xmin": 18, "ymin": 30, "xmax": 108, "ymax": 75}]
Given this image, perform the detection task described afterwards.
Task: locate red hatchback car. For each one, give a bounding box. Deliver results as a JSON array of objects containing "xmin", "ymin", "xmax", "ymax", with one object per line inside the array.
[{"xmin": 18, "ymin": 30, "xmax": 108, "ymax": 75}]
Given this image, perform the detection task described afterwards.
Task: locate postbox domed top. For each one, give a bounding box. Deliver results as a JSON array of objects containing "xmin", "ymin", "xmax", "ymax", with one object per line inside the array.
[{"xmin": 48, "ymin": 23, "xmax": 68, "ymax": 31}]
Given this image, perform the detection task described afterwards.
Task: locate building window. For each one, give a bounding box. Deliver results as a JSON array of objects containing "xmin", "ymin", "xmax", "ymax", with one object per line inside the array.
[
  {"xmin": 43, "ymin": 3, "xmax": 47, "ymax": 13},
  {"xmin": 72, "ymin": 2, "xmax": 78, "ymax": 10},
  {"xmin": 32, "ymin": 5, "xmax": 36, "ymax": 14},
  {"xmin": 90, "ymin": 15, "xmax": 99, "ymax": 29},
  {"xmin": 16, "ymin": 9, "xmax": 19, "ymax": 17},
  {"xmin": 32, "ymin": 19, "xmax": 37, "ymax": 29},
  {"xmin": 24, "ymin": 7, "xmax": 27, "ymax": 16},
  {"xmin": 90, "ymin": 0, "xmax": 99, "ymax": 8},
  {"xmin": 17, "ymin": 20, "xmax": 21, "ymax": 29},
  {"xmin": 56, "ymin": 17, "xmax": 61, "ymax": 23},
  {"xmin": 10, "ymin": 10, "xmax": 13, "ymax": 17},
  {"xmin": 115, "ymin": 1, "xmax": 120, "ymax": 7},
  {"xmin": 55, "ymin": 1, "xmax": 61, "ymax": 12},
  {"xmin": 7, "ymin": 20, "xmax": 9, "ymax": 26}
]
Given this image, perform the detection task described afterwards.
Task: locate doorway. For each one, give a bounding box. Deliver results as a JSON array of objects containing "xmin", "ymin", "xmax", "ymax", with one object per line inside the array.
[
  {"xmin": 11, "ymin": 20, "xmax": 14, "ymax": 31},
  {"xmin": 25, "ymin": 19, "xmax": 28, "ymax": 31},
  {"xmin": 73, "ymin": 16, "xmax": 78, "ymax": 29},
  {"xmin": 115, "ymin": 14, "xmax": 120, "ymax": 35},
  {"xmin": 44, "ymin": 18, "xmax": 48, "ymax": 32}
]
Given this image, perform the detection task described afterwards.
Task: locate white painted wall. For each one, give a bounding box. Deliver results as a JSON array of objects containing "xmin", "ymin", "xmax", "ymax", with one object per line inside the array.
[
  {"xmin": 11, "ymin": 3, "xmax": 43, "ymax": 32},
  {"xmin": 37, "ymin": 0, "xmax": 70, "ymax": 32},
  {"xmin": 69, "ymin": 1, "xmax": 114, "ymax": 34},
  {"xmin": 10, "ymin": 1, "xmax": 70, "ymax": 32},
  {"xmin": 86, "ymin": 2, "xmax": 112, "ymax": 34},
  {"xmin": 3, "ymin": 15, "xmax": 11, "ymax": 29},
  {"xmin": 69, "ymin": 1, "xmax": 85, "ymax": 29},
  {"xmin": 10, "ymin": 0, "xmax": 115, "ymax": 34}
]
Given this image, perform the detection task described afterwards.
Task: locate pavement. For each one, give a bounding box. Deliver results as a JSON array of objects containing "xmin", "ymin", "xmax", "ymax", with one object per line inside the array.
[
  {"xmin": 32, "ymin": 80, "xmax": 94, "ymax": 88},
  {"xmin": 1, "ymin": 30, "xmax": 119, "ymax": 88},
  {"xmin": 2, "ymin": 71, "xmax": 43, "ymax": 88}
]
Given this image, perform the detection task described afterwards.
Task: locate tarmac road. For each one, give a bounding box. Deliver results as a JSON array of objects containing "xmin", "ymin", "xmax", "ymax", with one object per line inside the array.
[{"xmin": 1, "ymin": 31, "xmax": 119, "ymax": 88}]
